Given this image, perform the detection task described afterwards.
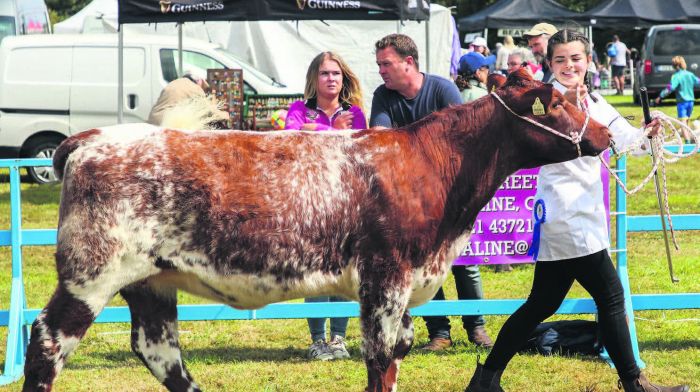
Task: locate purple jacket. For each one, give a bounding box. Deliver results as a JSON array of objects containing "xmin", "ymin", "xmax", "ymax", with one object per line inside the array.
[{"xmin": 285, "ymin": 99, "xmax": 367, "ymax": 131}]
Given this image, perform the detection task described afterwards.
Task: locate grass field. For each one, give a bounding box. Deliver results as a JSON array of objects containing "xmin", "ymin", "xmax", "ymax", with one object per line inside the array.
[{"xmin": 1, "ymin": 94, "xmax": 699, "ymax": 391}]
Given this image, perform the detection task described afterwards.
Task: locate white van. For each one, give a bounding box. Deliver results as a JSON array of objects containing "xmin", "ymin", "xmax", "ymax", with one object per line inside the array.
[
  {"xmin": 0, "ymin": 33, "xmax": 299, "ymax": 183},
  {"xmin": 0, "ymin": 0, "xmax": 51, "ymax": 42}
]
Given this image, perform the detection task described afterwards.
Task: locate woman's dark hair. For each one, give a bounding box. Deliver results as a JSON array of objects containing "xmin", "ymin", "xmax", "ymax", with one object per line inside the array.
[
  {"xmin": 546, "ymin": 29, "xmax": 591, "ymax": 62},
  {"xmin": 546, "ymin": 29, "xmax": 596, "ymax": 99},
  {"xmin": 455, "ymin": 70, "xmax": 481, "ymax": 91}
]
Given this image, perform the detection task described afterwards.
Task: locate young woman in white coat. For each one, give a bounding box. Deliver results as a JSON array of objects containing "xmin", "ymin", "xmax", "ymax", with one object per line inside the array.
[{"xmin": 465, "ymin": 29, "xmax": 690, "ymax": 392}]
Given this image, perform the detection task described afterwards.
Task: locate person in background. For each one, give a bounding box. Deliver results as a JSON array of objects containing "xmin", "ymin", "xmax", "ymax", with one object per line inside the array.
[
  {"xmin": 465, "ymin": 29, "xmax": 689, "ymax": 392},
  {"xmin": 610, "ymin": 34, "xmax": 631, "ymax": 95},
  {"xmin": 506, "ymin": 48, "xmax": 543, "ymax": 81},
  {"xmin": 285, "ymin": 52, "xmax": 366, "ymax": 132},
  {"xmin": 456, "ymin": 52, "xmax": 494, "ymax": 102},
  {"xmin": 522, "ymin": 22, "xmax": 558, "ymax": 83},
  {"xmin": 369, "ymin": 34, "xmax": 493, "ymax": 350},
  {"xmin": 148, "ymin": 70, "xmax": 211, "ymax": 126},
  {"xmin": 495, "ymin": 35, "xmax": 516, "ymax": 75},
  {"xmin": 285, "ymin": 51, "xmax": 367, "ymax": 361},
  {"xmin": 469, "ymin": 36, "xmax": 489, "ymax": 56},
  {"xmin": 655, "ymin": 55, "xmax": 700, "ymax": 142}
]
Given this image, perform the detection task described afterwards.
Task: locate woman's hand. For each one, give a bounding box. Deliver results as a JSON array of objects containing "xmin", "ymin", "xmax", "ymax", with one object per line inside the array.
[
  {"xmin": 644, "ymin": 118, "xmax": 662, "ymax": 137},
  {"xmin": 333, "ymin": 111, "xmax": 354, "ymax": 130},
  {"xmin": 563, "ymin": 84, "xmax": 588, "ymax": 106}
]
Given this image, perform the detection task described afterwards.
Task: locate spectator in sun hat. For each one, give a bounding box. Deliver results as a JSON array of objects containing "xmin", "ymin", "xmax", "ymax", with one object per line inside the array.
[
  {"xmin": 523, "ymin": 22, "xmax": 558, "ymax": 83},
  {"xmin": 456, "ymin": 52, "xmax": 495, "ymax": 103},
  {"xmin": 469, "ymin": 36, "xmax": 489, "ymax": 56}
]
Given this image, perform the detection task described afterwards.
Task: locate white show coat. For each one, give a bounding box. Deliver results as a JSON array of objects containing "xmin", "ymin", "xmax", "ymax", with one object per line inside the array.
[{"xmin": 534, "ymin": 81, "xmax": 645, "ymax": 261}]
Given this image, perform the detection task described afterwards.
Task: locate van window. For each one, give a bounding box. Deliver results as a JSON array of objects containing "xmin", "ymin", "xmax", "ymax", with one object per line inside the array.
[
  {"xmin": 653, "ymin": 29, "xmax": 700, "ymax": 56},
  {"xmin": 21, "ymin": 12, "xmax": 50, "ymax": 34},
  {"xmin": 0, "ymin": 16, "xmax": 15, "ymax": 42},
  {"xmin": 159, "ymin": 48, "xmax": 257, "ymax": 95}
]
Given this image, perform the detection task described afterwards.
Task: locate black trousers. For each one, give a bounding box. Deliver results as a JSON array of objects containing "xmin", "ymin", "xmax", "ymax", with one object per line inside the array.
[{"xmin": 484, "ymin": 249, "xmax": 641, "ymax": 381}]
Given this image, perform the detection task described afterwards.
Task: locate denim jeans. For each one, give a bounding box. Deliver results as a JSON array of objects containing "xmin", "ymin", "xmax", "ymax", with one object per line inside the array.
[
  {"xmin": 305, "ymin": 296, "xmax": 349, "ymax": 342},
  {"xmin": 422, "ymin": 264, "xmax": 485, "ymax": 339},
  {"xmin": 484, "ymin": 250, "xmax": 640, "ymax": 380}
]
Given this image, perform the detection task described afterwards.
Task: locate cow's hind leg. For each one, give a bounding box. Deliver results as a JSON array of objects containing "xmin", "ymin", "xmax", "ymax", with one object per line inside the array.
[
  {"xmin": 120, "ymin": 283, "xmax": 200, "ymax": 392},
  {"xmin": 23, "ymin": 283, "xmax": 113, "ymax": 392},
  {"xmin": 359, "ymin": 276, "xmax": 412, "ymax": 392}
]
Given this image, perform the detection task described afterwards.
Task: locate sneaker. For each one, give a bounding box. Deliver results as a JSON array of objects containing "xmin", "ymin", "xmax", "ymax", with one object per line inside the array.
[
  {"xmin": 308, "ymin": 339, "xmax": 334, "ymax": 361},
  {"xmin": 418, "ymin": 337, "xmax": 452, "ymax": 351},
  {"xmin": 328, "ymin": 335, "xmax": 350, "ymax": 359}
]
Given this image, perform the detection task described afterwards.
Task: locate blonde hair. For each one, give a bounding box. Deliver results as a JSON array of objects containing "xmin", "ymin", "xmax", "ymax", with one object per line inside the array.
[
  {"xmin": 672, "ymin": 56, "xmax": 687, "ymax": 70},
  {"xmin": 503, "ymin": 35, "xmax": 516, "ymax": 49},
  {"xmin": 304, "ymin": 52, "xmax": 364, "ymax": 112}
]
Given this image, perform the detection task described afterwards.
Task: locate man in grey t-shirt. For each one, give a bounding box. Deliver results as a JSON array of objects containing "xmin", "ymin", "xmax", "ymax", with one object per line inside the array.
[
  {"xmin": 369, "ymin": 34, "xmax": 493, "ymax": 351},
  {"xmin": 369, "ymin": 34, "xmax": 461, "ymax": 128}
]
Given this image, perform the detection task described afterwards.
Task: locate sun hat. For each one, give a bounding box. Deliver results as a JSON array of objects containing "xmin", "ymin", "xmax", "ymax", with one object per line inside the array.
[
  {"xmin": 522, "ymin": 23, "xmax": 558, "ymax": 39},
  {"xmin": 470, "ymin": 36, "xmax": 488, "ymax": 48}
]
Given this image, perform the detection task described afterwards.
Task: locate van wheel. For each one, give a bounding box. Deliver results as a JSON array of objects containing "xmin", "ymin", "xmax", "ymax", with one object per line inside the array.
[{"xmin": 26, "ymin": 137, "xmax": 62, "ymax": 184}]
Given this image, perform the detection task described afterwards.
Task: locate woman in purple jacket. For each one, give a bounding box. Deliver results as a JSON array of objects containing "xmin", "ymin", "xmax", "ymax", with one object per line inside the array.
[
  {"xmin": 285, "ymin": 51, "xmax": 367, "ymax": 132},
  {"xmin": 285, "ymin": 52, "xmax": 366, "ymax": 362}
]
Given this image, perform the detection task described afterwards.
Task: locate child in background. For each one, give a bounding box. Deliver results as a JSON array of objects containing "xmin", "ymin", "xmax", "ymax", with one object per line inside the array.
[{"xmin": 655, "ymin": 56, "xmax": 700, "ymax": 142}]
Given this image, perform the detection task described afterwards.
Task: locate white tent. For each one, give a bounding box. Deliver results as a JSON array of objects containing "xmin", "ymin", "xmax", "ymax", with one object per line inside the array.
[
  {"xmin": 53, "ymin": 0, "xmax": 118, "ymax": 34},
  {"xmin": 55, "ymin": 1, "xmax": 456, "ymax": 112}
]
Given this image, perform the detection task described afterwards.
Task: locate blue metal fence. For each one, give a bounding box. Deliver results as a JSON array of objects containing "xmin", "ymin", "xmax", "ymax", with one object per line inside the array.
[{"xmin": 1, "ymin": 155, "xmax": 699, "ymax": 385}]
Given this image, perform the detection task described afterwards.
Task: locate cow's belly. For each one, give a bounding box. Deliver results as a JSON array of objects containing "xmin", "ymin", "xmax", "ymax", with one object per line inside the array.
[
  {"xmin": 408, "ymin": 266, "xmax": 451, "ymax": 308},
  {"xmin": 150, "ymin": 265, "xmax": 361, "ymax": 309}
]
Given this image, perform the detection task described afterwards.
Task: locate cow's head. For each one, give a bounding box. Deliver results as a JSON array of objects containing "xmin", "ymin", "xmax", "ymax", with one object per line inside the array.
[{"xmin": 493, "ymin": 69, "xmax": 610, "ymax": 168}]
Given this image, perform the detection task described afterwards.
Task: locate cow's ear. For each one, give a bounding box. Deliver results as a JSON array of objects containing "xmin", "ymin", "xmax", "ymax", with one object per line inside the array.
[
  {"xmin": 487, "ymin": 74, "xmax": 507, "ymax": 92},
  {"xmin": 504, "ymin": 68, "xmax": 540, "ymax": 89}
]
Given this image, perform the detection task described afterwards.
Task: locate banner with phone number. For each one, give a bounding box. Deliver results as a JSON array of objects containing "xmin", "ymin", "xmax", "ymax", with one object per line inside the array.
[{"xmin": 455, "ymin": 152, "xmax": 610, "ymax": 265}]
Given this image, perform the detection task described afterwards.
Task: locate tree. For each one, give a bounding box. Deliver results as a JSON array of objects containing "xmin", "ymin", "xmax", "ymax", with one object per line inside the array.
[{"xmin": 46, "ymin": 0, "xmax": 92, "ymax": 22}]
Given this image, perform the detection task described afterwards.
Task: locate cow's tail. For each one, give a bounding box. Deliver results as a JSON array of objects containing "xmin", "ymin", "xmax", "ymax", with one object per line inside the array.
[{"xmin": 52, "ymin": 129, "xmax": 102, "ymax": 181}]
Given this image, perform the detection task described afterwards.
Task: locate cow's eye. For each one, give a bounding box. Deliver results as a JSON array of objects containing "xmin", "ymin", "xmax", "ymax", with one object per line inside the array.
[{"xmin": 552, "ymin": 101, "xmax": 563, "ymax": 109}]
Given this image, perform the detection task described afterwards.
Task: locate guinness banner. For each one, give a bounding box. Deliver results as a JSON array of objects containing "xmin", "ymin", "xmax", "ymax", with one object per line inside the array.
[{"xmin": 118, "ymin": 0, "xmax": 429, "ymax": 24}]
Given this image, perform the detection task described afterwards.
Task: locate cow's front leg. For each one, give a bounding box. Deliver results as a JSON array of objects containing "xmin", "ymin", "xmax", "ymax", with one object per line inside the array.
[
  {"xmin": 359, "ymin": 271, "xmax": 412, "ymax": 392},
  {"xmin": 383, "ymin": 311, "xmax": 414, "ymax": 389}
]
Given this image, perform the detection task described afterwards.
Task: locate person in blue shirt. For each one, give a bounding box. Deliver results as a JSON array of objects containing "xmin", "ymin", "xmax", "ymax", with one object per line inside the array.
[
  {"xmin": 655, "ymin": 55, "xmax": 700, "ymax": 143},
  {"xmin": 370, "ymin": 33, "xmax": 493, "ymax": 351}
]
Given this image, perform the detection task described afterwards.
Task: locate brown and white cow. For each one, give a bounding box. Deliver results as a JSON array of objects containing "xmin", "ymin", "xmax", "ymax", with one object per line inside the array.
[{"xmin": 23, "ymin": 71, "xmax": 610, "ymax": 392}]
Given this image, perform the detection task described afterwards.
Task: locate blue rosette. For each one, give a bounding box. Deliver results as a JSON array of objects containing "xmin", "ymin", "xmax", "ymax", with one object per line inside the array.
[{"xmin": 527, "ymin": 199, "xmax": 546, "ymax": 260}]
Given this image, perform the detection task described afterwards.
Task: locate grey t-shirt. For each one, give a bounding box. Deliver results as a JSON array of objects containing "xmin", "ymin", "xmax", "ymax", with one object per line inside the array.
[{"xmin": 369, "ymin": 73, "xmax": 462, "ymax": 128}]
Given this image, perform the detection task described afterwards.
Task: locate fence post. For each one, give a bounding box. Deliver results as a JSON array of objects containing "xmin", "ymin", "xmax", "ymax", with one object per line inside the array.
[
  {"xmin": 0, "ymin": 163, "xmax": 30, "ymax": 385},
  {"xmin": 615, "ymin": 155, "xmax": 645, "ymax": 368}
]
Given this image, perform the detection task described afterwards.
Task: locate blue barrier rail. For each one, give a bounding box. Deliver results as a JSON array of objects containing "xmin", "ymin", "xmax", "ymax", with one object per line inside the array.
[{"xmin": 1, "ymin": 155, "xmax": 699, "ymax": 385}]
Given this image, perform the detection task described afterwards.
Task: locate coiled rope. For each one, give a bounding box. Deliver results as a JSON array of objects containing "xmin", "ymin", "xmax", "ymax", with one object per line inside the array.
[{"xmin": 600, "ymin": 111, "xmax": 699, "ymax": 248}]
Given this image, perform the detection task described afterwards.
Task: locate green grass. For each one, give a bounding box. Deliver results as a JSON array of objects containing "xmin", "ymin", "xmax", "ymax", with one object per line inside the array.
[{"xmin": 1, "ymin": 96, "xmax": 700, "ymax": 391}]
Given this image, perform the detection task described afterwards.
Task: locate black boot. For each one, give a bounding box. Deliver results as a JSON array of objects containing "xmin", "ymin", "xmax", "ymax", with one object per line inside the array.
[
  {"xmin": 618, "ymin": 373, "xmax": 690, "ymax": 392},
  {"xmin": 465, "ymin": 360, "xmax": 504, "ymax": 392}
]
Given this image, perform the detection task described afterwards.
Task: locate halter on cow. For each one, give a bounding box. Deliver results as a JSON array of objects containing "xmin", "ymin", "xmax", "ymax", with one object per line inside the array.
[{"xmin": 22, "ymin": 70, "xmax": 610, "ymax": 392}]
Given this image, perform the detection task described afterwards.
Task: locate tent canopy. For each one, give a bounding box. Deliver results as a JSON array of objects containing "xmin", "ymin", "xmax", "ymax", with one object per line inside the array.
[
  {"xmin": 578, "ymin": 0, "xmax": 693, "ymax": 28},
  {"xmin": 458, "ymin": 0, "xmax": 581, "ymax": 31},
  {"xmin": 118, "ymin": 0, "xmax": 430, "ymax": 24}
]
